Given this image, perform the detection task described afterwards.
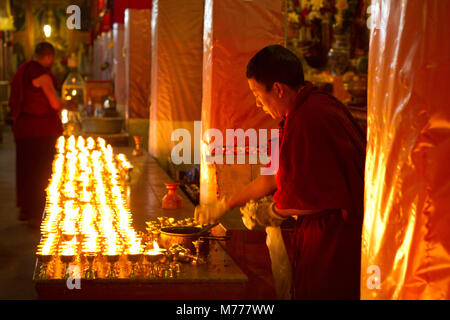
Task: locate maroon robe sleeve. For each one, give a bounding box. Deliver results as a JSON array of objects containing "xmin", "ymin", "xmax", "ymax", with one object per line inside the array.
[
  {"xmin": 273, "ymin": 86, "xmax": 366, "ymax": 223},
  {"xmin": 9, "ymin": 61, "xmax": 31, "ymax": 119}
]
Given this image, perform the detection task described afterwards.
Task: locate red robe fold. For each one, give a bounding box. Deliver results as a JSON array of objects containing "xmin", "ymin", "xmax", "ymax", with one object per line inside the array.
[
  {"xmin": 274, "ymin": 82, "xmax": 366, "ymax": 223},
  {"xmin": 9, "ymin": 60, "xmax": 61, "ymax": 221},
  {"xmin": 274, "ymin": 82, "xmax": 366, "ymax": 299},
  {"xmin": 9, "ymin": 60, "xmax": 62, "ymax": 140}
]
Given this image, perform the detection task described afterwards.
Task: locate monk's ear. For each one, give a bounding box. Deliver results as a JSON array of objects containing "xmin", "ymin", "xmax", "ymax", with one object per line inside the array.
[{"xmin": 273, "ymin": 82, "xmax": 283, "ymax": 98}]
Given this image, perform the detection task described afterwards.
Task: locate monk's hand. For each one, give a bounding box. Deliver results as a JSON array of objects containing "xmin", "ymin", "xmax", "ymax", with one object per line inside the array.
[
  {"xmin": 240, "ymin": 197, "xmax": 287, "ymax": 230},
  {"xmin": 194, "ymin": 197, "xmax": 228, "ymax": 225}
]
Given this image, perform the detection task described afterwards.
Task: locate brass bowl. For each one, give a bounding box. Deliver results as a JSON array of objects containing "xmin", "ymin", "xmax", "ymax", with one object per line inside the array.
[
  {"xmin": 127, "ymin": 254, "xmax": 142, "ymax": 263},
  {"xmin": 60, "ymin": 254, "xmax": 75, "ymax": 264},
  {"xmin": 84, "ymin": 252, "xmax": 97, "ymax": 262},
  {"xmin": 61, "ymin": 233, "xmax": 76, "ymax": 242},
  {"xmin": 37, "ymin": 254, "xmax": 52, "ymax": 264},
  {"xmin": 106, "ymin": 254, "xmax": 120, "ymax": 263},
  {"xmin": 159, "ymin": 226, "xmax": 210, "ymax": 253}
]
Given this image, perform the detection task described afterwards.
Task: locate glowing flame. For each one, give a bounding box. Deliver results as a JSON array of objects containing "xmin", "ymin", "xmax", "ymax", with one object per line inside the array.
[
  {"xmin": 122, "ymin": 161, "xmax": 132, "ymax": 169},
  {"xmin": 76, "ymin": 136, "xmax": 85, "ymax": 150},
  {"xmin": 97, "ymin": 137, "xmax": 106, "ymax": 150},
  {"xmin": 81, "ymin": 188, "xmax": 91, "ymax": 202},
  {"xmin": 41, "ymin": 233, "xmax": 56, "ymax": 255},
  {"xmin": 61, "ymin": 237, "xmax": 77, "ymax": 256},
  {"xmin": 200, "ymin": 140, "xmax": 218, "ymax": 204},
  {"xmin": 106, "ymin": 236, "xmax": 120, "ymax": 255},
  {"xmin": 83, "ymin": 235, "xmax": 99, "ymax": 253},
  {"xmin": 61, "ymin": 109, "xmax": 68, "ymax": 124},
  {"xmin": 63, "ymin": 181, "xmax": 76, "ymax": 198},
  {"xmin": 81, "ymin": 203, "xmax": 94, "ymax": 232},
  {"xmin": 128, "ymin": 239, "xmax": 142, "ymax": 255},
  {"xmin": 56, "ymin": 136, "xmax": 65, "ymax": 153},
  {"xmin": 67, "ymin": 136, "xmax": 76, "ymax": 152},
  {"xmin": 87, "ymin": 137, "xmax": 95, "ymax": 150},
  {"xmin": 117, "ymin": 154, "xmax": 132, "ymax": 170},
  {"xmin": 39, "ymin": 134, "xmax": 141, "ymax": 262},
  {"xmin": 62, "ymin": 201, "xmax": 78, "ymax": 235},
  {"xmin": 42, "ymin": 206, "xmax": 61, "ymax": 234},
  {"xmin": 43, "ymin": 24, "xmax": 51, "ymax": 38},
  {"xmin": 78, "ymin": 154, "xmax": 88, "ymax": 171}
]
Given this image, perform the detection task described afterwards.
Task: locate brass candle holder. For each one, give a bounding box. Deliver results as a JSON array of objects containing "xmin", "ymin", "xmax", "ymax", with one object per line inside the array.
[
  {"xmin": 154, "ymin": 261, "xmax": 167, "ymax": 278},
  {"xmin": 127, "ymin": 253, "xmax": 142, "ymax": 279},
  {"xmin": 175, "ymin": 251, "xmax": 193, "ymax": 264},
  {"xmin": 144, "ymin": 252, "xmax": 164, "ymax": 278},
  {"xmin": 36, "ymin": 254, "xmax": 53, "ymax": 280},
  {"xmin": 106, "ymin": 254, "xmax": 120, "ymax": 279},
  {"xmin": 62, "ymin": 233, "xmax": 76, "ymax": 242},
  {"xmin": 60, "ymin": 254, "xmax": 75, "ymax": 279},
  {"xmin": 151, "ymin": 229, "xmax": 161, "ymax": 242},
  {"xmin": 122, "ymin": 167, "xmax": 133, "ymax": 184},
  {"xmin": 192, "ymin": 240, "xmax": 206, "ymax": 265},
  {"xmin": 173, "ymin": 262, "xmax": 182, "ymax": 276},
  {"xmin": 37, "ymin": 135, "xmax": 145, "ymax": 283},
  {"xmin": 84, "ymin": 253, "xmax": 97, "ymax": 280}
]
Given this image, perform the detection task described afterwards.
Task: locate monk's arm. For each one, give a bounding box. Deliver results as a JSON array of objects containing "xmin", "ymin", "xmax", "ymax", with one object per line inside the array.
[
  {"xmin": 37, "ymin": 74, "xmax": 65, "ymax": 111},
  {"xmin": 227, "ymin": 174, "xmax": 323, "ymax": 217},
  {"xmin": 226, "ymin": 174, "xmax": 277, "ymax": 210}
]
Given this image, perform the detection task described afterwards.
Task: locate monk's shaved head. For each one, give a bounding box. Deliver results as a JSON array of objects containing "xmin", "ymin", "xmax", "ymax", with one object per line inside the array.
[
  {"xmin": 34, "ymin": 42, "xmax": 55, "ymax": 59},
  {"xmin": 246, "ymin": 45, "xmax": 304, "ymax": 92}
]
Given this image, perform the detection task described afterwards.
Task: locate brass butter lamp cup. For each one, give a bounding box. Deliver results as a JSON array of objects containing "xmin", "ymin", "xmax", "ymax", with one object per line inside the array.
[
  {"xmin": 106, "ymin": 254, "xmax": 120, "ymax": 279},
  {"xmin": 84, "ymin": 253, "xmax": 97, "ymax": 280},
  {"xmin": 127, "ymin": 253, "xmax": 142, "ymax": 279},
  {"xmin": 145, "ymin": 251, "xmax": 164, "ymax": 278},
  {"xmin": 62, "ymin": 233, "xmax": 76, "ymax": 242},
  {"xmin": 151, "ymin": 229, "xmax": 161, "ymax": 243},
  {"xmin": 36, "ymin": 254, "xmax": 52, "ymax": 280},
  {"xmin": 122, "ymin": 167, "xmax": 133, "ymax": 184},
  {"xmin": 60, "ymin": 254, "xmax": 75, "ymax": 279}
]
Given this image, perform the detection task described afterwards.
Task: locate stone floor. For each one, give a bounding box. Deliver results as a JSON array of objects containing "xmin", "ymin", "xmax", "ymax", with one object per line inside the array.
[{"xmin": 0, "ymin": 126, "xmax": 40, "ymax": 299}]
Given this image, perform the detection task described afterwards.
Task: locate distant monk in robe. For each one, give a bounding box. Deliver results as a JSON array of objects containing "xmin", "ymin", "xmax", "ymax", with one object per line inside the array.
[{"xmin": 9, "ymin": 42, "xmax": 69, "ymax": 226}]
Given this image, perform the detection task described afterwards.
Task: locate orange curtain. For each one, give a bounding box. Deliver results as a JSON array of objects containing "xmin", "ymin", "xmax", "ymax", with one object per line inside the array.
[
  {"xmin": 200, "ymin": 0, "xmax": 283, "ymax": 203},
  {"xmin": 362, "ymin": 0, "xmax": 450, "ymax": 299}
]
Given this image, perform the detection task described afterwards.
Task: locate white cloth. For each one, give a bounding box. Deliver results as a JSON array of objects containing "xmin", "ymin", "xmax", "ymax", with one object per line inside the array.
[
  {"xmin": 239, "ymin": 197, "xmax": 285, "ymax": 229},
  {"xmin": 240, "ymin": 197, "xmax": 292, "ymax": 299},
  {"xmin": 266, "ymin": 226, "xmax": 292, "ymax": 300}
]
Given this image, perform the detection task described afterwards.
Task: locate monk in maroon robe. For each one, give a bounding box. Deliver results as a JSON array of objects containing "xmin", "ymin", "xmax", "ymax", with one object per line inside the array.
[
  {"xmin": 195, "ymin": 45, "xmax": 366, "ymax": 299},
  {"xmin": 9, "ymin": 42, "xmax": 66, "ymax": 225}
]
